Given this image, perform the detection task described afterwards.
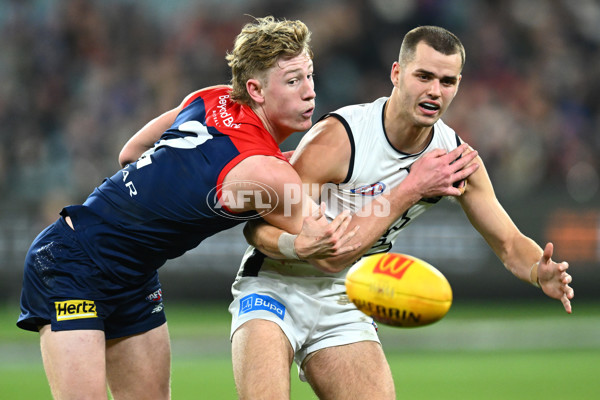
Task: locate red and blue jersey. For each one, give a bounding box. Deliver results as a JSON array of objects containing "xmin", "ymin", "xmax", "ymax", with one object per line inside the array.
[{"xmin": 63, "ymin": 86, "xmax": 286, "ymax": 280}]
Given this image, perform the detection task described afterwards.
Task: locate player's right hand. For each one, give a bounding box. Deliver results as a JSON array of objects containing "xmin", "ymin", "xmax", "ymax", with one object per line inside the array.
[
  {"xmin": 409, "ymin": 143, "xmax": 479, "ymax": 198},
  {"xmin": 294, "ymin": 203, "xmax": 361, "ymax": 260}
]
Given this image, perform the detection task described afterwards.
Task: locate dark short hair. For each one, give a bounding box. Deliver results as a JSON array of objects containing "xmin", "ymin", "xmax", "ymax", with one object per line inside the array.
[{"xmin": 399, "ymin": 26, "xmax": 465, "ymax": 71}]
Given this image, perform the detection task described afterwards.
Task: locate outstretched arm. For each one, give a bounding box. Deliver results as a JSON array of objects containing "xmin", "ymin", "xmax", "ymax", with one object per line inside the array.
[{"xmin": 458, "ymin": 153, "xmax": 574, "ymax": 313}]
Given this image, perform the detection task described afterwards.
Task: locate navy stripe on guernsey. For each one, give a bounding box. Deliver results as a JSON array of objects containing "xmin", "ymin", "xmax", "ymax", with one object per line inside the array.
[{"xmin": 241, "ymin": 249, "xmax": 267, "ymax": 277}]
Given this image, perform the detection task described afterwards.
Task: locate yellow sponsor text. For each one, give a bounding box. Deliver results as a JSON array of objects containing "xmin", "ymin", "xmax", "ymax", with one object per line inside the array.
[{"xmin": 55, "ymin": 300, "xmax": 97, "ymax": 321}]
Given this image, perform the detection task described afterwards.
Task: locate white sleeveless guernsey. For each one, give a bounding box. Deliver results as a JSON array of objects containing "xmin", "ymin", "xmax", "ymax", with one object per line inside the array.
[
  {"xmin": 229, "ymin": 97, "xmax": 464, "ymax": 378},
  {"xmin": 321, "ymin": 96, "xmax": 463, "ymax": 256}
]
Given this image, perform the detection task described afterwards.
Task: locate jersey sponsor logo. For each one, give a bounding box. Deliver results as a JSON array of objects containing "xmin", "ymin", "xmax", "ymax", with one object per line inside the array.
[
  {"xmin": 121, "ymin": 168, "xmax": 138, "ymax": 197},
  {"xmin": 55, "ymin": 300, "xmax": 97, "ymax": 321},
  {"xmin": 239, "ymin": 294, "xmax": 286, "ymax": 320},
  {"xmin": 214, "ymin": 94, "xmax": 241, "ymax": 128},
  {"xmin": 372, "ymin": 254, "xmax": 413, "ymax": 279},
  {"xmin": 350, "ymin": 182, "xmax": 386, "ymax": 196}
]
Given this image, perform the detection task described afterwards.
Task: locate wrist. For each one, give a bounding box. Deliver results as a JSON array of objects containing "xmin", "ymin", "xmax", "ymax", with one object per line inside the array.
[
  {"xmin": 390, "ymin": 179, "xmax": 422, "ymax": 208},
  {"xmin": 529, "ymin": 261, "xmax": 540, "ymax": 288},
  {"xmin": 278, "ymin": 232, "xmax": 300, "ymax": 260}
]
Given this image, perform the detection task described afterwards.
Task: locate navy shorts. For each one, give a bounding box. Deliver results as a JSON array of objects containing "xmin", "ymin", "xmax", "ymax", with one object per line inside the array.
[{"xmin": 17, "ymin": 217, "xmax": 166, "ymax": 340}]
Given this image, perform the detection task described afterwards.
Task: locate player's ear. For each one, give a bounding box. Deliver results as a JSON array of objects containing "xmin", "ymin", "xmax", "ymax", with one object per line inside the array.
[
  {"xmin": 455, "ymin": 74, "xmax": 462, "ymax": 92},
  {"xmin": 390, "ymin": 62, "xmax": 401, "ymax": 87},
  {"xmin": 246, "ymin": 78, "xmax": 265, "ymax": 104}
]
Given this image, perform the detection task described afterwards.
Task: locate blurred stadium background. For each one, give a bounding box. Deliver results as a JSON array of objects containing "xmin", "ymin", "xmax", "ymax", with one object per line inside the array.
[
  {"xmin": 1, "ymin": 0, "xmax": 599, "ymax": 398},
  {"xmin": 1, "ymin": 0, "xmax": 598, "ymax": 303}
]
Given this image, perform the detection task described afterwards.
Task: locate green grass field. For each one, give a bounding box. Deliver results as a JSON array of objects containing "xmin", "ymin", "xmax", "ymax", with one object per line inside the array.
[{"xmin": 2, "ymin": 300, "xmax": 599, "ymax": 399}]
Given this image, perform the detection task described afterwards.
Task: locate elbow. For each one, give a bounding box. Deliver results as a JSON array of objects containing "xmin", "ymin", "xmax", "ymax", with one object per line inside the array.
[
  {"xmin": 118, "ymin": 148, "xmax": 135, "ymax": 168},
  {"xmin": 242, "ymin": 222, "xmax": 258, "ymax": 247}
]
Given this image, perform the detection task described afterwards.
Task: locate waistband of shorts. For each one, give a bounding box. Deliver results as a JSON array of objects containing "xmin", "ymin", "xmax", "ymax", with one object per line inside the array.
[{"xmin": 260, "ymin": 258, "xmax": 347, "ymax": 278}]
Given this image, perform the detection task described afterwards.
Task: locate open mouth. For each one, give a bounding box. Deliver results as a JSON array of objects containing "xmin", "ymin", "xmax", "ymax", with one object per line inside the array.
[
  {"xmin": 419, "ymin": 102, "xmax": 440, "ymax": 112},
  {"xmin": 303, "ymin": 107, "xmax": 314, "ymax": 118}
]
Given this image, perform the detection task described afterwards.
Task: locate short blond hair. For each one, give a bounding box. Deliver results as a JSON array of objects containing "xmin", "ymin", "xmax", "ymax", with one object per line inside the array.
[{"xmin": 226, "ymin": 16, "xmax": 313, "ymax": 105}]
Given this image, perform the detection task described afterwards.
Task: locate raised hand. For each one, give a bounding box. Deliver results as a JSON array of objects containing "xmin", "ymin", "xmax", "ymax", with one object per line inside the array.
[{"xmin": 537, "ymin": 242, "xmax": 574, "ymax": 313}]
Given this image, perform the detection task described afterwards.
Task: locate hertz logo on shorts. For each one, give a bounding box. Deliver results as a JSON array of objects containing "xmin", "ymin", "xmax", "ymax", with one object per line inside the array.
[{"xmin": 55, "ymin": 300, "xmax": 97, "ymax": 321}]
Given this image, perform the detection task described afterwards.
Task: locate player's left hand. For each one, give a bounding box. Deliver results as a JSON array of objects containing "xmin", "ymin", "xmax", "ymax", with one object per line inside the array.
[{"xmin": 537, "ymin": 242, "xmax": 574, "ymax": 314}]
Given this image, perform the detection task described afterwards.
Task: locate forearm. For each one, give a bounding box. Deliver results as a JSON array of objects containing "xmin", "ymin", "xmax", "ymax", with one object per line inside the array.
[
  {"xmin": 309, "ymin": 182, "xmax": 422, "ymax": 270},
  {"xmin": 498, "ymin": 233, "xmax": 543, "ymax": 286},
  {"xmin": 251, "ymin": 179, "xmax": 421, "ymax": 271},
  {"xmin": 119, "ymin": 108, "xmax": 179, "ymax": 167},
  {"xmin": 243, "ymin": 220, "xmax": 293, "ymax": 259}
]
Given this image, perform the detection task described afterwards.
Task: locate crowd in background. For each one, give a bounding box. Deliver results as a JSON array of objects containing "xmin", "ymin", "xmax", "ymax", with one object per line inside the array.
[{"xmin": 1, "ymin": 0, "xmax": 599, "ymax": 230}]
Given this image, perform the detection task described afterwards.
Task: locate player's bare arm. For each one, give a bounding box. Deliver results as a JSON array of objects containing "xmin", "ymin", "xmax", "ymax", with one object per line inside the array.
[
  {"xmin": 118, "ymin": 107, "xmax": 180, "ymax": 167},
  {"xmin": 458, "ymin": 156, "xmax": 574, "ymax": 313},
  {"xmin": 119, "ymin": 86, "xmax": 226, "ymax": 167},
  {"xmin": 246, "ymin": 117, "xmax": 480, "ymax": 272},
  {"xmin": 223, "ymin": 155, "xmax": 311, "ymax": 234},
  {"xmin": 223, "ymin": 156, "xmax": 354, "ymax": 247},
  {"xmin": 244, "ymin": 203, "xmax": 359, "ymax": 260}
]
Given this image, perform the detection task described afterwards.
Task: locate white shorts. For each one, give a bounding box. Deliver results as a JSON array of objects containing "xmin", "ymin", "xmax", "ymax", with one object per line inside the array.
[{"xmin": 229, "ymin": 247, "xmax": 380, "ymax": 381}]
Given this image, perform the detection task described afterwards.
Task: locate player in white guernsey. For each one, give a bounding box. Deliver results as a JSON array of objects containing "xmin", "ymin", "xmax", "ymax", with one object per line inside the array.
[
  {"xmin": 230, "ymin": 26, "xmax": 573, "ymax": 400},
  {"xmin": 319, "ymin": 97, "xmax": 465, "ymax": 257}
]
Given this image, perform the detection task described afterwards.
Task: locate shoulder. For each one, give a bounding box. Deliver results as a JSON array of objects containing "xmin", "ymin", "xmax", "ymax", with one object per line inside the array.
[
  {"xmin": 291, "ymin": 115, "xmax": 352, "ymax": 185},
  {"xmin": 180, "ymin": 85, "xmax": 233, "ymax": 109},
  {"xmin": 223, "ymin": 155, "xmax": 303, "ymax": 214},
  {"xmin": 432, "ymin": 118, "xmax": 463, "ymax": 149},
  {"xmin": 333, "ymin": 97, "xmax": 387, "ymax": 119},
  {"xmin": 227, "ymin": 155, "xmax": 301, "ymax": 188}
]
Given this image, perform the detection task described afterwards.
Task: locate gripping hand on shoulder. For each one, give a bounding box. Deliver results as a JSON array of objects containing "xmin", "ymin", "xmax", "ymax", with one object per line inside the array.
[{"xmin": 407, "ymin": 143, "xmax": 479, "ymax": 198}]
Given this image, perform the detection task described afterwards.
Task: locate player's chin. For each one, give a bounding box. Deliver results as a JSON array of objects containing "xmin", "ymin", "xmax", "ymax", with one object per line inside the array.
[
  {"xmin": 413, "ymin": 115, "xmax": 437, "ymax": 128},
  {"xmin": 295, "ymin": 117, "xmax": 313, "ymax": 132}
]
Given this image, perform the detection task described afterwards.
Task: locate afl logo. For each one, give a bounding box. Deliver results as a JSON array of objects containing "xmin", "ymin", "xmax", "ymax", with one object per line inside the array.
[
  {"xmin": 351, "ymin": 182, "xmax": 386, "ymax": 196},
  {"xmin": 206, "ymin": 180, "xmax": 278, "ymax": 221}
]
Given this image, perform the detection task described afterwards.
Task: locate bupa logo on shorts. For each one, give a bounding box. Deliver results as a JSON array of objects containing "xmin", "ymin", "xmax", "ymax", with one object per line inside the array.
[
  {"xmin": 239, "ymin": 294, "xmax": 286, "ymax": 320},
  {"xmin": 55, "ymin": 300, "xmax": 97, "ymax": 321}
]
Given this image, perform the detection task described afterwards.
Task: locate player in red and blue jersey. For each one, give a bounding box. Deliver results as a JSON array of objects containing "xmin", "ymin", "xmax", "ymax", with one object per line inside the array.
[{"xmin": 16, "ymin": 17, "xmax": 359, "ymax": 400}]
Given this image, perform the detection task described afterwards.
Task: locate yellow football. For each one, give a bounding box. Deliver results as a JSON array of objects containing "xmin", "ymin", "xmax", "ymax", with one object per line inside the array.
[{"xmin": 345, "ymin": 253, "xmax": 452, "ymax": 327}]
